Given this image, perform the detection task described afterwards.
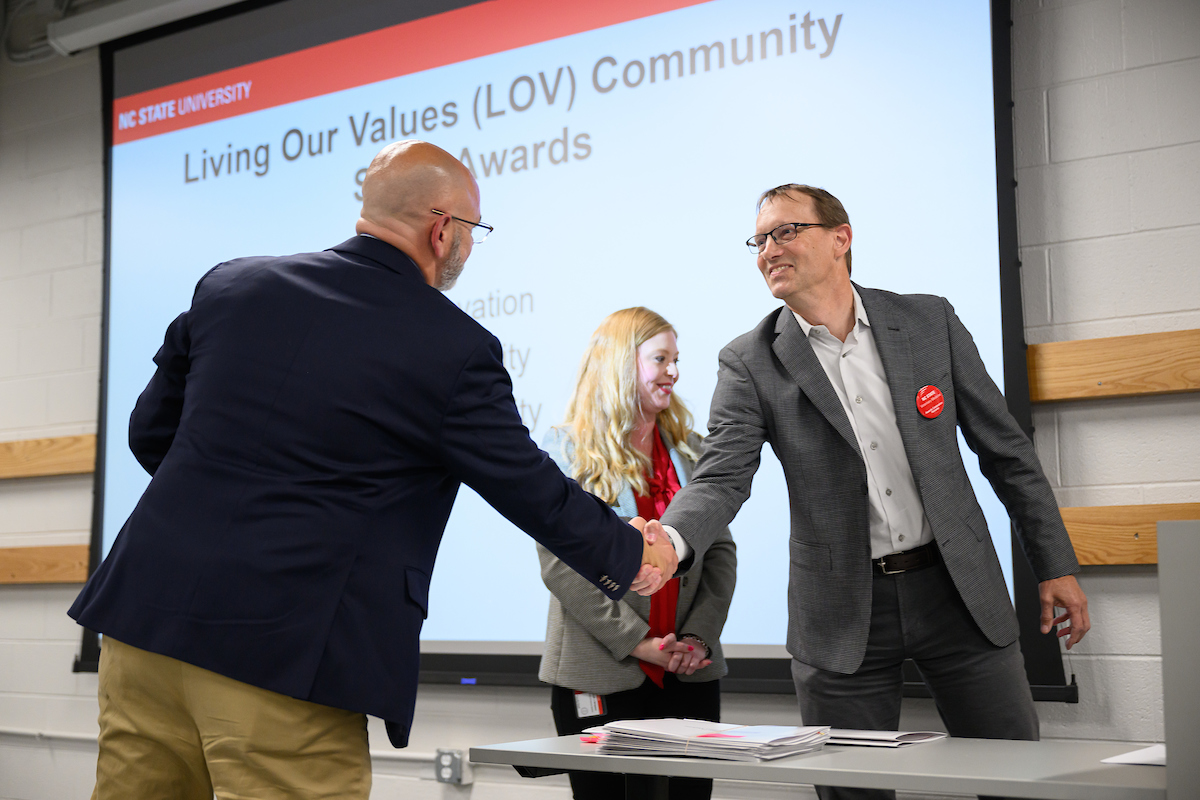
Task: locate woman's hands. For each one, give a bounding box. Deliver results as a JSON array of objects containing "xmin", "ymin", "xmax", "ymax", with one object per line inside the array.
[{"xmin": 630, "ymin": 633, "xmax": 712, "ymax": 675}]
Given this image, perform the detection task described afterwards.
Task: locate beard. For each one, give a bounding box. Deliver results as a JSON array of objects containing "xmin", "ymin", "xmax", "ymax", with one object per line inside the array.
[{"xmin": 436, "ymin": 229, "xmax": 466, "ymax": 291}]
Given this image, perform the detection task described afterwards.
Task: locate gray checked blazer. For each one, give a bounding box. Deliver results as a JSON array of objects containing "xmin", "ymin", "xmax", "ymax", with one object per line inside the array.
[
  {"xmin": 660, "ymin": 285, "xmax": 1079, "ymax": 675},
  {"xmin": 538, "ymin": 427, "xmax": 737, "ymax": 695}
]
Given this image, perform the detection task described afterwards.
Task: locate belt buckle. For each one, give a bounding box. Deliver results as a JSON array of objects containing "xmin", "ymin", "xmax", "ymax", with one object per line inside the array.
[{"xmin": 876, "ymin": 556, "xmax": 905, "ymax": 575}]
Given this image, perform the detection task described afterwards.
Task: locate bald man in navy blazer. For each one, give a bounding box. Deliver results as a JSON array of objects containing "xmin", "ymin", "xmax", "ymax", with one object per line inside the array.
[{"xmin": 69, "ymin": 141, "xmax": 679, "ymax": 800}]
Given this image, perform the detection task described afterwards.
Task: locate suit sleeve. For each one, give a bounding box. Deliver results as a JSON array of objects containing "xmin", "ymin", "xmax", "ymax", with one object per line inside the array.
[
  {"xmin": 944, "ymin": 298, "xmax": 1080, "ymax": 581},
  {"xmin": 661, "ymin": 345, "xmax": 768, "ymax": 562},
  {"xmin": 537, "ymin": 542, "xmax": 650, "ymax": 659},
  {"xmin": 128, "ymin": 311, "xmax": 192, "ymax": 476},
  {"xmin": 438, "ymin": 338, "xmax": 643, "ymax": 599},
  {"xmin": 677, "ymin": 524, "xmax": 736, "ymax": 648}
]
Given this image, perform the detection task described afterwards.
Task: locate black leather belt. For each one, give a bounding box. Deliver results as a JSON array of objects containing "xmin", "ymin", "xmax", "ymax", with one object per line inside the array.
[{"xmin": 874, "ymin": 541, "xmax": 939, "ymax": 575}]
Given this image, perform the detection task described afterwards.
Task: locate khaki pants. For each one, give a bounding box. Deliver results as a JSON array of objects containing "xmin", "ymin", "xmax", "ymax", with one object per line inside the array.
[{"xmin": 93, "ymin": 636, "xmax": 371, "ymax": 800}]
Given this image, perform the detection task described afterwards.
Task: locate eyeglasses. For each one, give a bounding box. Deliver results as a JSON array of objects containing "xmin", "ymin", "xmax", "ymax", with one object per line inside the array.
[
  {"xmin": 431, "ymin": 209, "xmax": 494, "ymax": 244},
  {"xmin": 745, "ymin": 222, "xmax": 825, "ymax": 254}
]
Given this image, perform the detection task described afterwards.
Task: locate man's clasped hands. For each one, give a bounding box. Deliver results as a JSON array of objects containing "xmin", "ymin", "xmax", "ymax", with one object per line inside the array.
[{"xmin": 628, "ymin": 516, "xmax": 676, "ymax": 595}]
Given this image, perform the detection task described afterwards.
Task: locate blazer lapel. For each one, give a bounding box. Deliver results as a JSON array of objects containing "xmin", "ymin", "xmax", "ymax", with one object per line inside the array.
[
  {"xmin": 655, "ymin": 427, "xmax": 694, "ymax": 487},
  {"xmin": 771, "ymin": 308, "xmax": 861, "ymax": 458},
  {"xmin": 670, "ymin": 445, "xmax": 693, "ymax": 486},
  {"xmin": 615, "ymin": 485, "xmax": 639, "ymax": 519},
  {"xmin": 857, "ymin": 286, "xmax": 918, "ymax": 450}
]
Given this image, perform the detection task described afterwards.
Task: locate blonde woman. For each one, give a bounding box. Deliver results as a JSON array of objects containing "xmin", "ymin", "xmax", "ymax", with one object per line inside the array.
[{"xmin": 538, "ymin": 307, "xmax": 736, "ymax": 800}]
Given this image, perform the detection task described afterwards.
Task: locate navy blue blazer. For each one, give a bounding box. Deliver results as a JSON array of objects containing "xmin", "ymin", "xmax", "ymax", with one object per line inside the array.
[{"xmin": 69, "ymin": 236, "xmax": 642, "ymax": 746}]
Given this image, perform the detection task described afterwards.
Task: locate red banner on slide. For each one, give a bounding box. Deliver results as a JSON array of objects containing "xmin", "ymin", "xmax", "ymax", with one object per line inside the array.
[{"xmin": 112, "ymin": 0, "xmax": 711, "ymax": 145}]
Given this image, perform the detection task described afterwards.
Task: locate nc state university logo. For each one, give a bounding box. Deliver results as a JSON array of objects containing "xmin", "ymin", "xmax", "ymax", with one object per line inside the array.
[{"xmin": 916, "ymin": 385, "xmax": 944, "ymax": 419}]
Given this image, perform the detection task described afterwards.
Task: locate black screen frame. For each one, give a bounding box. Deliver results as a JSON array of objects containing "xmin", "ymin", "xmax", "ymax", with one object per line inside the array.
[{"xmin": 75, "ymin": 0, "xmax": 1076, "ymax": 704}]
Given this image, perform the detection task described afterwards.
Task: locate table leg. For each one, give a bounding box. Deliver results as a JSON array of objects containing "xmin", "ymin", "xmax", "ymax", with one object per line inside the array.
[{"xmin": 624, "ymin": 773, "xmax": 669, "ymax": 800}]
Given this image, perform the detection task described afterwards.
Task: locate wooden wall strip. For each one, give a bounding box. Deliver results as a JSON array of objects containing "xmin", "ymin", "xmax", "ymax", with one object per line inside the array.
[
  {"xmin": 0, "ymin": 435, "xmax": 97, "ymax": 480},
  {"xmin": 1061, "ymin": 503, "xmax": 1200, "ymax": 566},
  {"xmin": 1027, "ymin": 329, "xmax": 1200, "ymax": 402},
  {"xmin": 0, "ymin": 545, "xmax": 90, "ymax": 584}
]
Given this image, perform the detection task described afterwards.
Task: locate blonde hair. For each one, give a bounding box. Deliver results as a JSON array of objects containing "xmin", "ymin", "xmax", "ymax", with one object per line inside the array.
[{"xmin": 559, "ymin": 307, "xmax": 699, "ymax": 504}]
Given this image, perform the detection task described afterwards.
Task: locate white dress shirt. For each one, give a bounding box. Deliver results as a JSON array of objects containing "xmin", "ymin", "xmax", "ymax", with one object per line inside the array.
[
  {"xmin": 665, "ymin": 290, "xmax": 932, "ymax": 563},
  {"xmin": 790, "ymin": 288, "xmax": 933, "ymax": 559}
]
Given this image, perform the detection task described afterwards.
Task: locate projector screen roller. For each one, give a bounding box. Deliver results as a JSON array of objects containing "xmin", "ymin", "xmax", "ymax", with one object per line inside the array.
[{"xmin": 99, "ymin": 0, "xmax": 1013, "ymax": 657}]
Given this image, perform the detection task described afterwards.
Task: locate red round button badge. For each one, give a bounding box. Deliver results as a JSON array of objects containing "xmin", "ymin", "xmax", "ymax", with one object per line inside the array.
[{"xmin": 916, "ymin": 385, "xmax": 944, "ymax": 419}]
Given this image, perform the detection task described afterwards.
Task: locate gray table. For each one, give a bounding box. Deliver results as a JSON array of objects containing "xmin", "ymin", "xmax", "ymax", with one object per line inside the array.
[{"xmin": 470, "ymin": 735, "xmax": 1165, "ymax": 800}]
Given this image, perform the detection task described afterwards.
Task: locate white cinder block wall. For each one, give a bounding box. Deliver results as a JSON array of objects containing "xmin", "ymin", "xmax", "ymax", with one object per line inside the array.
[
  {"xmin": 1011, "ymin": 0, "xmax": 1200, "ymax": 744},
  {"xmin": 1, "ymin": 1, "xmax": 1197, "ymax": 798},
  {"xmin": 0, "ymin": 37, "xmax": 110, "ymax": 800}
]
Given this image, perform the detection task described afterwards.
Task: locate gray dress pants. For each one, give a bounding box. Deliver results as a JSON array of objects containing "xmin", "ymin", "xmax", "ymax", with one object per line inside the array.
[{"xmin": 791, "ymin": 559, "xmax": 1039, "ymax": 800}]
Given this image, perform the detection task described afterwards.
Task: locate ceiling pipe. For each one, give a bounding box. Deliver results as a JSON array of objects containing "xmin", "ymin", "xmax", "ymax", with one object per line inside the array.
[{"xmin": 46, "ymin": 0, "xmax": 242, "ymax": 55}]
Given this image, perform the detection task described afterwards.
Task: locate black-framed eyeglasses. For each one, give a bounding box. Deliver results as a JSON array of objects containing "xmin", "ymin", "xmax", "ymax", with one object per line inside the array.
[
  {"xmin": 745, "ymin": 222, "xmax": 824, "ymax": 254},
  {"xmin": 432, "ymin": 209, "xmax": 494, "ymax": 244}
]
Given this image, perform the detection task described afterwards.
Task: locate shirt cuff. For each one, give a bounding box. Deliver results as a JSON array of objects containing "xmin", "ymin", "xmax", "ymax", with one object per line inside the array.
[{"xmin": 662, "ymin": 525, "xmax": 691, "ymax": 560}]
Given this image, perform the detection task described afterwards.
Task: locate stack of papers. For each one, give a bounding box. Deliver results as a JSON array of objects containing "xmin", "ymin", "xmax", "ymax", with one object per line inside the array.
[
  {"xmin": 592, "ymin": 718, "xmax": 830, "ymax": 761},
  {"xmin": 828, "ymin": 729, "xmax": 947, "ymax": 747}
]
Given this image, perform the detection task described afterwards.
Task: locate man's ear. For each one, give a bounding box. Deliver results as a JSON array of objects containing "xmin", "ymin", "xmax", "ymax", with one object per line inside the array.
[
  {"xmin": 429, "ymin": 213, "xmax": 452, "ymax": 258},
  {"xmin": 833, "ymin": 224, "xmax": 852, "ymax": 258}
]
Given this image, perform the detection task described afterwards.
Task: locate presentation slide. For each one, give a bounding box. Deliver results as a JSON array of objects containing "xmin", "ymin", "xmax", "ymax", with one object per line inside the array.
[{"xmin": 102, "ymin": 0, "xmax": 1006, "ymax": 652}]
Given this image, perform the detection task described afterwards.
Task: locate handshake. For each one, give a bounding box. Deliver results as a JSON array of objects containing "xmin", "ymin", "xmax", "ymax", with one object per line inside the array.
[{"xmin": 628, "ymin": 518, "xmax": 678, "ymax": 596}]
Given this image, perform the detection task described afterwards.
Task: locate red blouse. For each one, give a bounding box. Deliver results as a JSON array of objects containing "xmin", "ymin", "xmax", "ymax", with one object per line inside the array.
[{"xmin": 633, "ymin": 430, "xmax": 682, "ymax": 688}]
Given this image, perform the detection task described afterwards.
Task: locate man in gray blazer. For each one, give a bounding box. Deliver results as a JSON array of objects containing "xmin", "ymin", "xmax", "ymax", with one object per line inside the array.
[{"xmin": 651, "ymin": 185, "xmax": 1090, "ymax": 800}]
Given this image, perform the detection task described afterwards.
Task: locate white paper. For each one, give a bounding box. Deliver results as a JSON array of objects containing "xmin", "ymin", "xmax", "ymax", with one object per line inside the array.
[
  {"xmin": 1101, "ymin": 744, "xmax": 1165, "ymax": 766},
  {"xmin": 594, "ymin": 719, "xmax": 831, "ymax": 761},
  {"xmin": 828, "ymin": 729, "xmax": 947, "ymax": 747}
]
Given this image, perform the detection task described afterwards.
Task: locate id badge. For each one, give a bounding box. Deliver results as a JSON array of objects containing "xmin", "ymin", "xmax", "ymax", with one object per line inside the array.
[{"xmin": 574, "ymin": 691, "xmax": 604, "ymax": 718}]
